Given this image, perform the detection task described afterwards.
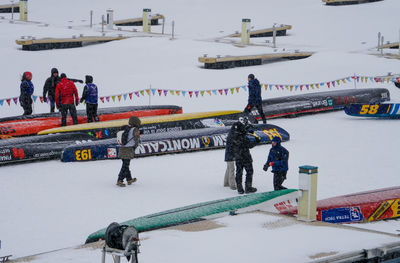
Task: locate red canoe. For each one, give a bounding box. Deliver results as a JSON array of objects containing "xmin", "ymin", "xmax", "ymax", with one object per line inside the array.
[
  {"xmin": 0, "ymin": 105, "xmax": 182, "ymax": 138},
  {"xmin": 279, "ymin": 186, "xmax": 400, "ymax": 223}
]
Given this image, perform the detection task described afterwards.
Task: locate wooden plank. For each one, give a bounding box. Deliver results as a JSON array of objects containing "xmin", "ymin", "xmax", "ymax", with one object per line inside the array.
[
  {"xmin": 114, "ymin": 14, "xmax": 164, "ymax": 26},
  {"xmin": 380, "ymin": 42, "xmax": 399, "ymax": 49},
  {"xmin": 198, "ymin": 52, "xmax": 313, "ymax": 63},
  {"xmin": 16, "ymin": 35, "xmax": 130, "ymax": 45},
  {"xmin": 0, "ymin": 3, "xmax": 19, "ymax": 13},
  {"xmin": 229, "ymin": 25, "xmax": 292, "ymax": 38}
]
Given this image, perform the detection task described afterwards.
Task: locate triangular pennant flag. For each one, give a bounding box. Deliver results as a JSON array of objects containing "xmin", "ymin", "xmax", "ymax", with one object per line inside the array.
[
  {"xmin": 176, "ymin": 91, "xmax": 181, "ymax": 96},
  {"xmin": 189, "ymin": 91, "xmax": 193, "ymax": 98},
  {"xmin": 346, "ymin": 77, "xmax": 351, "ymax": 82},
  {"xmin": 128, "ymin": 93, "xmax": 133, "ymax": 100},
  {"xmin": 224, "ymin": 89, "xmax": 229, "ymax": 95},
  {"xmin": 320, "ymin": 83, "xmax": 324, "ymax": 86},
  {"xmin": 212, "ymin": 90, "xmax": 217, "ymax": 95},
  {"xmin": 195, "ymin": 91, "xmax": 199, "ymax": 97},
  {"xmin": 269, "ymin": 85, "xmax": 273, "ymax": 89},
  {"xmin": 170, "ymin": 90, "xmax": 175, "ymax": 95},
  {"xmin": 39, "ymin": 96, "xmax": 44, "ymax": 103},
  {"xmin": 112, "ymin": 96, "xmax": 116, "ymax": 102},
  {"xmin": 0, "ymin": 99, "xmax": 3, "ymax": 106},
  {"xmin": 157, "ymin": 89, "xmax": 162, "ymax": 96},
  {"xmin": 230, "ymin": 88, "xmax": 234, "ymax": 94},
  {"xmin": 300, "ymin": 85, "xmax": 303, "ymax": 91},
  {"xmin": 145, "ymin": 90, "xmax": 150, "ymax": 96},
  {"xmin": 290, "ymin": 86, "xmax": 294, "ymax": 92},
  {"xmin": 6, "ymin": 98, "xmax": 11, "ymax": 106},
  {"xmin": 218, "ymin": 89, "xmax": 222, "ymax": 95},
  {"xmin": 134, "ymin": 92, "xmax": 140, "ymax": 97},
  {"xmin": 361, "ymin": 77, "xmax": 364, "ymax": 83},
  {"xmin": 387, "ymin": 78, "xmax": 390, "ymax": 83},
  {"xmin": 369, "ymin": 77, "xmax": 374, "ymax": 82},
  {"xmin": 336, "ymin": 80, "xmax": 340, "ymax": 85},
  {"xmin": 100, "ymin": 97, "xmax": 105, "ymax": 103},
  {"xmin": 117, "ymin": 95, "xmax": 122, "ymax": 101},
  {"xmin": 332, "ymin": 81, "xmax": 335, "ymax": 87},
  {"xmin": 151, "ymin": 89, "xmax": 156, "ymax": 96},
  {"xmin": 200, "ymin": 91, "xmax": 205, "ymax": 96},
  {"xmin": 280, "ymin": 85, "xmax": 284, "ymax": 90},
  {"xmin": 182, "ymin": 91, "xmax": 186, "ymax": 96},
  {"xmin": 316, "ymin": 84, "xmax": 320, "ymax": 89},
  {"xmin": 275, "ymin": 85, "xmax": 279, "ymax": 90},
  {"xmin": 164, "ymin": 90, "xmax": 168, "ymax": 96},
  {"xmin": 241, "ymin": 86, "xmax": 247, "ymax": 92},
  {"xmin": 13, "ymin": 97, "xmax": 18, "ymax": 105},
  {"xmin": 327, "ymin": 82, "xmax": 330, "ymax": 88},
  {"xmin": 236, "ymin": 87, "xmax": 240, "ymax": 93},
  {"xmin": 207, "ymin": 90, "xmax": 212, "ymax": 96},
  {"xmin": 285, "ymin": 85, "xmax": 289, "ymax": 90},
  {"xmin": 106, "ymin": 96, "xmax": 110, "ymax": 102},
  {"xmin": 365, "ymin": 77, "xmax": 368, "ymax": 83},
  {"xmin": 306, "ymin": 85, "xmax": 309, "ymax": 90},
  {"xmin": 33, "ymin": 96, "xmax": 38, "ymax": 102},
  {"xmin": 342, "ymin": 78, "xmax": 346, "ymax": 83},
  {"xmin": 123, "ymin": 94, "xmax": 128, "ymax": 101},
  {"xmin": 310, "ymin": 84, "xmax": 314, "ymax": 89}
]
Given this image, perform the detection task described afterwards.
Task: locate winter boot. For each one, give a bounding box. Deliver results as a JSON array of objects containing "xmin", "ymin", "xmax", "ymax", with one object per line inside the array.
[
  {"xmin": 127, "ymin": 178, "xmax": 137, "ymax": 185},
  {"xmin": 237, "ymin": 184, "xmax": 244, "ymax": 194},
  {"xmin": 116, "ymin": 181, "xmax": 126, "ymax": 187},
  {"xmin": 245, "ymin": 186, "xmax": 257, "ymax": 194}
]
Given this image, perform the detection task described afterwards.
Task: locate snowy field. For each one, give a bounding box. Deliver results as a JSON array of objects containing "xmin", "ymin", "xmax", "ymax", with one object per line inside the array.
[{"xmin": 1, "ymin": 0, "xmax": 400, "ymax": 262}]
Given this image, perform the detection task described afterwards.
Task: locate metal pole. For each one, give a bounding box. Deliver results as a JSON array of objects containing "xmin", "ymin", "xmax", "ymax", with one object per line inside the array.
[
  {"xmin": 11, "ymin": 0, "xmax": 14, "ymax": 20},
  {"xmin": 381, "ymin": 35, "xmax": 384, "ymax": 56},
  {"xmin": 272, "ymin": 23, "xmax": 277, "ymax": 48},
  {"xmin": 90, "ymin": 10, "xmax": 93, "ymax": 28},
  {"xmin": 171, "ymin": 20, "xmax": 175, "ymax": 39},
  {"xmin": 101, "ymin": 15, "xmax": 104, "ymax": 32},
  {"xmin": 377, "ymin": 32, "xmax": 381, "ymax": 51},
  {"xmin": 162, "ymin": 17, "xmax": 165, "ymax": 35}
]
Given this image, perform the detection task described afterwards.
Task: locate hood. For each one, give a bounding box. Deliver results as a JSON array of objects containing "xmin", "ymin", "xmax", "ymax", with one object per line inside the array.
[
  {"xmin": 272, "ymin": 136, "xmax": 281, "ymax": 146},
  {"xmin": 51, "ymin": 68, "xmax": 59, "ymax": 75}
]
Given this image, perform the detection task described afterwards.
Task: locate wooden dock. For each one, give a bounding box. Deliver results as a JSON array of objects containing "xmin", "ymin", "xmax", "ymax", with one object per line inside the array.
[
  {"xmin": 0, "ymin": 3, "xmax": 19, "ymax": 13},
  {"xmin": 322, "ymin": 0, "xmax": 383, "ymax": 5},
  {"xmin": 114, "ymin": 14, "xmax": 164, "ymax": 26},
  {"xmin": 198, "ymin": 52, "xmax": 313, "ymax": 69},
  {"xmin": 380, "ymin": 42, "xmax": 399, "ymax": 49},
  {"xmin": 228, "ymin": 24, "xmax": 292, "ymax": 38},
  {"xmin": 16, "ymin": 35, "xmax": 130, "ymax": 51}
]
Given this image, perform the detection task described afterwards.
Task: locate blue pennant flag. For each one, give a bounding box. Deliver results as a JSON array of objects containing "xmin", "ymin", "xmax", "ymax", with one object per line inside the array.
[
  {"xmin": 123, "ymin": 94, "xmax": 128, "ymax": 100},
  {"xmin": 182, "ymin": 91, "xmax": 186, "ymax": 96},
  {"xmin": 151, "ymin": 89, "xmax": 156, "ymax": 96},
  {"xmin": 241, "ymin": 85, "xmax": 247, "ymax": 92},
  {"xmin": 0, "ymin": 99, "xmax": 3, "ymax": 106},
  {"xmin": 212, "ymin": 90, "xmax": 217, "ymax": 95},
  {"xmin": 33, "ymin": 96, "xmax": 38, "ymax": 102}
]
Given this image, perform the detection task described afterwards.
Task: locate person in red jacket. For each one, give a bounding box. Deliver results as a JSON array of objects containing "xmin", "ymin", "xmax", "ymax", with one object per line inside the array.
[{"xmin": 55, "ymin": 73, "xmax": 79, "ymax": 126}]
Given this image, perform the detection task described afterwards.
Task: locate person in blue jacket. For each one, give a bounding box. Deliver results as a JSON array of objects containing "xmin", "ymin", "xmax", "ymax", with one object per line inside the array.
[
  {"xmin": 80, "ymin": 75, "xmax": 99, "ymax": 123},
  {"xmin": 263, "ymin": 136, "xmax": 289, "ymax": 190},
  {"xmin": 19, "ymin": 71, "xmax": 34, "ymax": 115},
  {"xmin": 243, "ymin": 74, "xmax": 266, "ymax": 124}
]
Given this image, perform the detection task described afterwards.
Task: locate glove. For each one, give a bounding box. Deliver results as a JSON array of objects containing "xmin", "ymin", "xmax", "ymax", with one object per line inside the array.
[
  {"xmin": 43, "ymin": 97, "xmax": 47, "ymax": 102},
  {"xmin": 80, "ymin": 98, "xmax": 84, "ymax": 103},
  {"xmin": 78, "ymin": 79, "xmax": 83, "ymax": 83},
  {"xmin": 269, "ymin": 162, "xmax": 273, "ymax": 166},
  {"xmin": 263, "ymin": 164, "xmax": 269, "ymax": 171},
  {"xmin": 75, "ymin": 100, "xmax": 79, "ymax": 106}
]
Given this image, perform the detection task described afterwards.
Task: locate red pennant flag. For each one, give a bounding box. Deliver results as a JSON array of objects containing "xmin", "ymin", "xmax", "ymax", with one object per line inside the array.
[
  {"xmin": 129, "ymin": 93, "xmax": 133, "ymax": 100},
  {"xmin": 6, "ymin": 99, "xmax": 11, "ymax": 106},
  {"xmin": 189, "ymin": 91, "xmax": 193, "ymax": 98},
  {"xmin": 158, "ymin": 89, "xmax": 162, "ymax": 96},
  {"xmin": 39, "ymin": 96, "xmax": 44, "ymax": 103},
  {"xmin": 300, "ymin": 85, "xmax": 303, "ymax": 91},
  {"xmin": 218, "ymin": 89, "xmax": 223, "ymax": 95},
  {"xmin": 327, "ymin": 82, "xmax": 330, "ymax": 88},
  {"xmin": 100, "ymin": 97, "xmax": 105, "ymax": 103}
]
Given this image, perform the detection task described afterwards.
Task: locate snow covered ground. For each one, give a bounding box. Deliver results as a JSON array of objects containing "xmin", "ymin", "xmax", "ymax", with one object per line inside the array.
[{"xmin": 1, "ymin": 0, "xmax": 400, "ymax": 262}]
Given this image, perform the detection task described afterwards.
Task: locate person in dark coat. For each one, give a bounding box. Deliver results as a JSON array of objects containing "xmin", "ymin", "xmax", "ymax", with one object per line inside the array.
[
  {"xmin": 263, "ymin": 136, "xmax": 289, "ymax": 190},
  {"xmin": 243, "ymin": 74, "xmax": 267, "ymax": 124},
  {"xmin": 43, "ymin": 68, "xmax": 60, "ymax": 113},
  {"xmin": 116, "ymin": 116, "xmax": 141, "ymax": 187},
  {"xmin": 224, "ymin": 128, "xmax": 236, "ymax": 190},
  {"xmin": 19, "ymin": 71, "xmax": 34, "ymax": 115},
  {"xmin": 80, "ymin": 75, "xmax": 99, "ymax": 123},
  {"xmin": 231, "ymin": 117, "xmax": 261, "ymax": 194},
  {"xmin": 55, "ymin": 73, "xmax": 79, "ymax": 126}
]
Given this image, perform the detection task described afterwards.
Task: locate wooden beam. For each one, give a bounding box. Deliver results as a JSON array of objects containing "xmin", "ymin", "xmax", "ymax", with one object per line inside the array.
[
  {"xmin": 380, "ymin": 42, "xmax": 399, "ymax": 49},
  {"xmin": 229, "ymin": 25, "xmax": 292, "ymax": 38},
  {"xmin": 0, "ymin": 3, "xmax": 19, "ymax": 13},
  {"xmin": 114, "ymin": 14, "xmax": 164, "ymax": 26},
  {"xmin": 199, "ymin": 52, "xmax": 313, "ymax": 63},
  {"xmin": 16, "ymin": 35, "xmax": 130, "ymax": 45}
]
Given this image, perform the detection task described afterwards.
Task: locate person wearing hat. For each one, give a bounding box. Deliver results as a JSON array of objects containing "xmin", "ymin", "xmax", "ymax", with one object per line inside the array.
[
  {"xmin": 243, "ymin": 74, "xmax": 267, "ymax": 124},
  {"xmin": 55, "ymin": 73, "xmax": 79, "ymax": 126},
  {"xmin": 19, "ymin": 71, "xmax": 34, "ymax": 115},
  {"xmin": 116, "ymin": 115, "xmax": 141, "ymax": 187},
  {"xmin": 263, "ymin": 136, "xmax": 289, "ymax": 190},
  {"xmin": 43, "ymin": 68, "xmax": 61, "ymax": 113},
  {"xmin": 230, "ymin": 117, "xmax": 261, "ymax": 194},
  {"xmin": 80, "ymin": 75, "xmax": 99, "ymax": 123}
]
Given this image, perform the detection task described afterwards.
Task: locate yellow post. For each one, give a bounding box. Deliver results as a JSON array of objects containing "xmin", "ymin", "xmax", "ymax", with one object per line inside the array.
[
  {"xmin": 143, "ymin": 8, "xmax": 151, "ymax": 33},
  {"xmin": 298, "ymin": 165, "xmax": 318, "ymax": 221},
  {"xmin": 19, "ymin": 0, "xmax": 28, "ymax": 21},
  {"xmin": 241, "ymin": 18, "xmax": 251, "ymax": 45}
]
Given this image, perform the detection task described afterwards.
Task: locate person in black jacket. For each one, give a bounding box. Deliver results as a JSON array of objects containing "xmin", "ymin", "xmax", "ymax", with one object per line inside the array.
[
  {"xmin": 224, "ymin": 128, "xmax": 236, "ymax": 190},
  {"xmin": 263, "ymin": 136, "xmax": 289, "ymax": 190},
  {"xmin": 43, "ymin": 68, "xmax": 60, "ymax": 113},
  {"xmin": 19, "ymin": 71, "xmax": 34, "ymax": 115},
  {"xmin": 243, "ymin": 74, "xmax": 267, "ymax": 124},
  {"xmin": 231, "ymin": 117, "xmax": 260, "ymax": 194},
  {"xmin": 80, "ymin": 75, "xmax": 99, "ymax": 123}
]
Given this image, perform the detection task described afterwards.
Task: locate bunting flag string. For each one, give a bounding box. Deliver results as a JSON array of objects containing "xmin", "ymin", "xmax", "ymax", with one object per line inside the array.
[{"xmin": 1, "ymin": 74, "xmax": 399, "ymax": 107}]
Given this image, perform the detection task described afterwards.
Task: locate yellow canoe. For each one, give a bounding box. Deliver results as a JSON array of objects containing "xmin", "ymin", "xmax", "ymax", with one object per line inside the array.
[{"xmin": 38, "ymin": 110, "xmax": 241, "ymax": 135}]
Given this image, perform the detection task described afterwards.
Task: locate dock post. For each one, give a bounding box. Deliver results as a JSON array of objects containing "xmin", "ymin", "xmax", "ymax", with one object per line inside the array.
[
  {"xmin": 101, "ymin": 15, "xmax": 105, "ymax": 32},
  {"xmin": 241, "ymin": 18, "xmax": 251, "ymax": 45},
  {"xmin": 143, "ymin": 8, "xmax": 151, "ymax": 33},
  {"xmin": 381, "ymin": 35, "xmax": 384, "ymax": 56},
  {"xmin": 106, "ymin": 9, "xmax": 114, "ymax": 30},
  {"xmin": 297, "ymin": 165, "xmax": 318, "ymax": 221},
  {"xmin": 90, "ymin": 10, "xmax": 93, "ymax": 28},
  {"xmin": 377, "ymin": 32, "xmax": 381, "ymax": 51},
  {"xmin": 272, "ymin": 23, "xmax": 277, "ymax": 48},
  {"xmin": 19, "ymin": 0, "xmax": 28, "ymax": 21}
]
